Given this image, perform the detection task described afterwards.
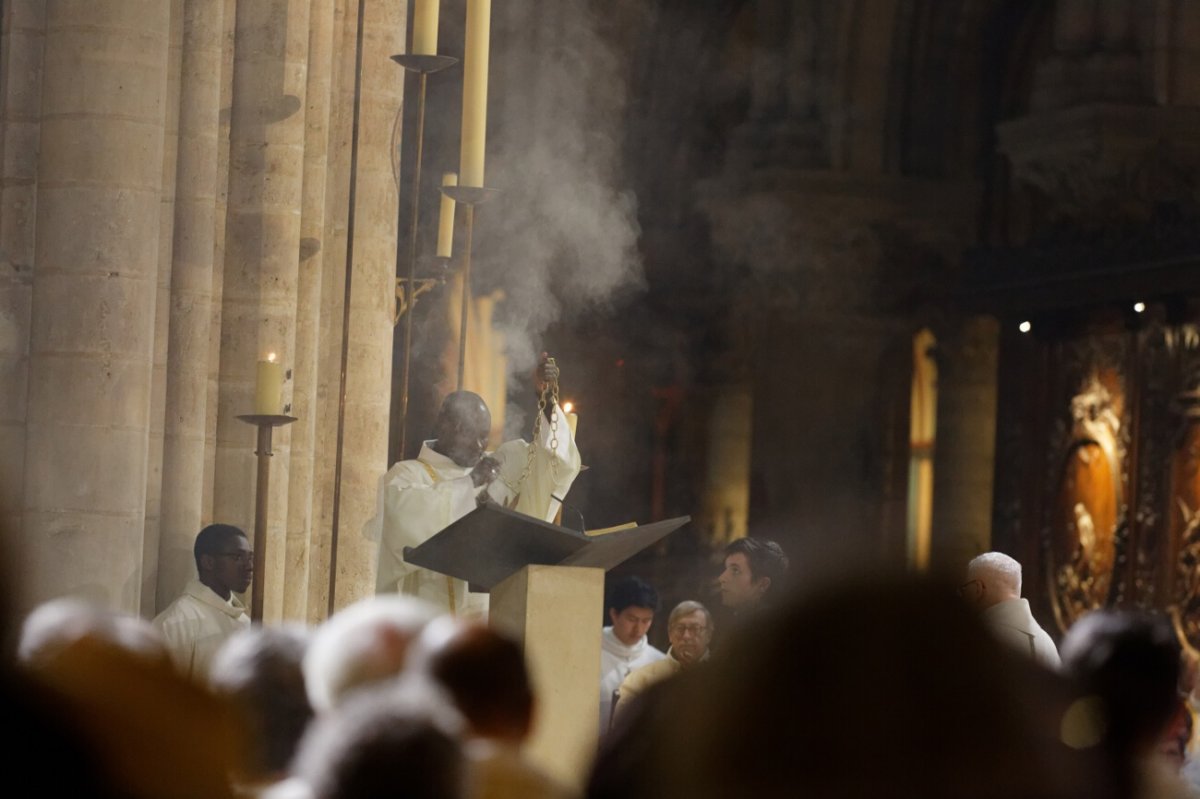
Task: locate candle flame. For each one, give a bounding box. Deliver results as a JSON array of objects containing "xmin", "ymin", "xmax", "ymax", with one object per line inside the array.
[
  {"xmin": 562, "ymin": 401, "xmax": 574, "ymax": 413},
  {"xmin": 267, "ymin": 352, "xmax": 277, "ymax": 363}
]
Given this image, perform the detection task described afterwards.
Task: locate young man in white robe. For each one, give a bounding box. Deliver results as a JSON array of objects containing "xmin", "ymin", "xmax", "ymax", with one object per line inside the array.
[
  {"xmin": 960, "ymin": 551, "xmax": 1060, "ymax": 669},
  {"xmin": 599, "ymin": 576, "xmax": 665, "ymax": 734},
  {"xmin": 153, "ymin": 523, "xmax": 253, "ymax": 681},
  {"xmin": 372, "ymin": 354, "xmax": 581, "ymax": 618}
]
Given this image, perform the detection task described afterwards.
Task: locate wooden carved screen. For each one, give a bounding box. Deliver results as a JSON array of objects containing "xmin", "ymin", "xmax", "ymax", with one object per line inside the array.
[{"xmin": 992, "ymin": 316, "xmax": 1200, "ymax": 653}]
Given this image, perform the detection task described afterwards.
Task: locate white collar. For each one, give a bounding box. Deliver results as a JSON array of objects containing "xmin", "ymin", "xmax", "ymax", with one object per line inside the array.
[
  {"xmin": 183, "ymin": 579, "xmax": 248, "ymax": 619},
  {"xmin": 602, "ymin": 626, "xmax": 648, "ymax": 658},
  {"xmin": 418, "ymin": 441, "xmax": 474, "ymax": 472}
]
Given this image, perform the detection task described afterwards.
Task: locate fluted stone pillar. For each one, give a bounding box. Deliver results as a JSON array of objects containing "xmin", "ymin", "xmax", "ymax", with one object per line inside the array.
[
  {"xmin": 323, "ymin": 0, "xmax": 405, "ymax": 614},
  {"xmin": 930, "ymin": 317, "xmax": 1000, "ymax": 573},
  {"xmin": 307, "ymin": 0, "xmax": 355, "ymax": 622},
  {"xmin": 282, "ymin": 0, "xmax": 337, "ymax": 622},
  {"xmin": 201, "ymin": 0, "xmax": 238, "ymax": 528},
  {"xmin": 0, "ymin": 2, "xmax": 45, "ymax": 547},
  {"xmin": 22, "ymin": 0, "xmax": 170, "ymax": 611},
  {"xmin": 142, "ymin": 0, "xmax": 184, "ymax": 617},
  {"xmin": 215, "ymin": 0, "xmax": 309, "ymax": 623},
  {"xmin": 156, "ymin": 0, "xmax": 227, "ymax": 613}
]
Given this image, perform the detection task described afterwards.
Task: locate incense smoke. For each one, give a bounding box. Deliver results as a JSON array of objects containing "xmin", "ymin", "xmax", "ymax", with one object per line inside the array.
[{"xmin": 473, "ymin": 0, "xmax": 644, "ymax": 414}]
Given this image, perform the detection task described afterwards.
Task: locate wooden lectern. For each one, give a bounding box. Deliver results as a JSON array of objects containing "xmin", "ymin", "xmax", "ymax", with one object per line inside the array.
[{"xmin": 403, "ymin": 502, "xmax": 689, "ymax": 787}]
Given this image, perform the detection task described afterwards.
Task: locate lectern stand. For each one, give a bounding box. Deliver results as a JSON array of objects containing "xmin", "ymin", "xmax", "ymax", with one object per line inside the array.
[{"xmin": 403, "ymin": 503, "xmax": 690, "ymax": 787}]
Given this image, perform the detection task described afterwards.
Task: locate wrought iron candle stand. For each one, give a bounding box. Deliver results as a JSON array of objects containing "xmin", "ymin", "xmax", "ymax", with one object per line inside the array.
[{"xmin": 236, "ymin": 413, "xmax": 298, "ymax": 622}]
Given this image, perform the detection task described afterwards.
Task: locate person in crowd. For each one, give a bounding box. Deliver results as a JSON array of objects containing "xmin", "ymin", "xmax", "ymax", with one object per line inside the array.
[
  {"xmin": 154, "ymin": 523, "xmax": 253, "ymax": 681},
  {"xmin": 302, "ymin": 594, "xmax": 438, "ymax": 714},
  {"xmin": 599, "ymin": 576, "xmax": 664, "ymax": 734},
  {"xmin": 289, "ymin": 678, "xmax": 465, "ymax": 799},
  {"xmin": 210, "ymin": 625, "xmax": 314, "ymax": 794},
  {"xmin": 1061, "ymin": 610, "xmax": 1195, "ymax": 799},
  {"xmin": 613, "ymin": 600, "xmax": 711, "ymax": 718},
  {"xmin": 592, "ymin": 574, "xmax": 1114, "ymax": 799},
  {"xmin": 19, "ymin": 597, "xmax": 245, "ymax": 798},
  {"xmin": 715, "ymin": 537, "xmax": 788, "ymax": 615},
  {"xmin": 410, "ymin": 617, "xmax": 574, "ymax": 799},
  {"xmin": 372, "ymin": 354, "xmax": 580, "ymax": 618},
  {"xmin": 960, "ymin": 551, "xmax": 1060, "ymax": 669}
]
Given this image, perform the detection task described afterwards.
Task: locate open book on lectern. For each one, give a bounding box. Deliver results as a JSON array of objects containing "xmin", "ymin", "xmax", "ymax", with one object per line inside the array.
[{"xmin": 402, "ymin": 501, "xmax": 690, "ymax": 591}]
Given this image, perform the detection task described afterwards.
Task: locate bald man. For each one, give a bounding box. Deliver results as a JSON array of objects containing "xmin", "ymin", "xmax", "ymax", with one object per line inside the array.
[{"xmin": 374, "ymin": 354, "xmax": 581, "ymax": 618}]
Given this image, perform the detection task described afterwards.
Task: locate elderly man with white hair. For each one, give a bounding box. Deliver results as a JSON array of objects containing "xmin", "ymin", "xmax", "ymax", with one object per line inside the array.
[{"xmin": 960, "ymin": 551, "xmax": 1060, "ymax": 669}]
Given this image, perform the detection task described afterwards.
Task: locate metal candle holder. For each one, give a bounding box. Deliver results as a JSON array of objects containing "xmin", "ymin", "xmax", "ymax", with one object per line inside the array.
[
  {"xmin": 236, "ymin": 413, "xmax": 298, "ymax": 622},
  {"xmin": 390, "ymin": 52, "xmax": 458, "ymax": 458},
  {"xmin": 440, "ymin": 184, "xmax": 499, "ymax": 390}
]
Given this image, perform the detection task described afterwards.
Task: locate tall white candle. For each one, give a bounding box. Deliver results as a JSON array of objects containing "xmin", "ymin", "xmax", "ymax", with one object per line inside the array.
[
  {"xmin": 459, "ymin": 0, "xmax": 491, "ymax": 187},
  {"xmin": 437, "ymin": 172, "xmax": 457, "ymax": 258},
  {"xmin": 412, "ymin": 0, "xmax": 439, "ymax": 55},
  {"xmin": 255, "ymin": 352, "xmax": 283, "ymax": 415}
]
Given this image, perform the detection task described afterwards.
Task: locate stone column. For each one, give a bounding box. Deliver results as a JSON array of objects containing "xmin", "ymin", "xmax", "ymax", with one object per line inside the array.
[
  {"xmin": 324, "ymin": 0, "xmax": 405, "ymax": 613},
  {"xmin": 156, "ymin": 0, "xmax": 227, "ymax": 613},
  {"xmin": 22, "ymin": 0, "xmax": 170, "ymax": 611},
  {"xmin": 141, "ymin": 0, "xmax": 184, "ymax": 617},
  {"xmin": 282, "ymin": 0, "xmax": 337, "ymax": 622},
  {"xmin": 308, "ymin": 0, "xmax": 355, "ymax": 622},
  {"xmin": 215, "ymin": 0, "xmax": 309, "ymax": 623},
  {"xmin": 930, "ymin": 316, "xmax": 1000, "ymax": 573},
  {"xmin": 201, "ymin": 0, "xmax": 238, "ymax": 527},
  {"xmin": 0, "ymin": 3, "xmax": 45, "ymax": 547}
]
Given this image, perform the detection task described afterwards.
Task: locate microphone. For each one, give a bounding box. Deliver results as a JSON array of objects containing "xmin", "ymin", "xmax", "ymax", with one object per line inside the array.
[{"xmin": 551, "ymin": 494, "xmax": 586, "ymax": 534}]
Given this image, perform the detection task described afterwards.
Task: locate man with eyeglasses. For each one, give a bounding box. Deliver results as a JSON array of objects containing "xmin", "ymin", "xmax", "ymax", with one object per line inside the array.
[
  {"xmin": 960, "ymin": 551, "xmax": 1060, "ymax": 669},
  {"xmin": 612, "ymin": 600, "xmax": 712, "ymax": 720},
  {"xmin": 154, "ymin": 523, "xmax": 253, "ymax": 680}
]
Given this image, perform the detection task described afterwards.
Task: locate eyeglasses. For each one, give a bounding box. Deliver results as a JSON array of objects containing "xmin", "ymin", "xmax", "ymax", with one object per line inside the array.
[
  {"xmin": 669, "ymin": 623, "xmax": 709, "ymax": 637},
  {"xmin": 957, "ymin": 579, "xmax": 981, "ymax": 597},
  {"xmin": 215, "ymin": 552, "xmax": 254, "ymax": 565}
]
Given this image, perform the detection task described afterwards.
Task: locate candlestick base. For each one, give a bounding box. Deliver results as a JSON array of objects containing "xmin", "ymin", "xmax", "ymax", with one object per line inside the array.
[
  {"xmin": 390, "ymin": 54, "xmax": 458, "ymax": 74},
  {"xmin": 237, "ymin": 414, "xmax": 300, "ymax": 427},
  {"xmin": 441, "ymin": 185, "xmax": 500, "ymax": 206}
]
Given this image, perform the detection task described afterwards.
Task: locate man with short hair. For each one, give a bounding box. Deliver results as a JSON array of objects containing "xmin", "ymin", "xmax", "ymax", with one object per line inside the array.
[
  {"xmin": 599, "ymin": 576, "xmax": 665, "ymax": 733},
  {"xmin": 613, "ymin": 600, "xmax": 712, "ymax": 718},
  {"xmin": 373, "ymin": 354, "xmax": 581, "ymax": 618},
  {"xmin": 409, "ymin": 618, "xmax": 573, "ymax": 799},
  {"xmin": 153, "ymin": 523, "xmax": 253, "ymax": 681},
  {"xmin": 960, "ymin": 551, "xmax": 1060, "ymax": 669},
  {"xmin": 716, "ymin": 537, "xmax": 789, "ymax": 614}
]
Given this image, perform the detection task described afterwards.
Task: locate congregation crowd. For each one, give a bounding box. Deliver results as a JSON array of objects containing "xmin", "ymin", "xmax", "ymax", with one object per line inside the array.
[{"xmin": 5, "ymin": 520, "xmax": 1200, "ymax": 799}]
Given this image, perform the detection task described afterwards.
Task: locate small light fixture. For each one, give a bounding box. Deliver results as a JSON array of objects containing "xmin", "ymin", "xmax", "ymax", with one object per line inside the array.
[
  {"xmin": 1018, "ymin": 321, "xmax": 1032, "ymax": 334},
  {"xmin": 562, "ymin": 401, "xmax": 574, "ymax": 414},
  {"xmin": 1133, "ymin": 301, "xmax": 1146, "ymax": 314}
]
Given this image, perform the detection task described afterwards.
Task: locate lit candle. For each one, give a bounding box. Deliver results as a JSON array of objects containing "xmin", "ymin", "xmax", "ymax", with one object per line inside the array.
[
  {"xmin": 255, "ymin": 353, "xmax": 283, "ymax": 415},
  {"xmin": 412, "ymin": 0, "xmax": 439, "ymax": 56},
  {"xmin": 459, "ymin": 0, "xmax": 491, "ymax": 187},
  {"xmin": 437, "ymin": 172, "xmax": 457, "ymax": 258},
  {"xmin": 562, "ymin": 401, "xmax": 579, "ymax": 439}
]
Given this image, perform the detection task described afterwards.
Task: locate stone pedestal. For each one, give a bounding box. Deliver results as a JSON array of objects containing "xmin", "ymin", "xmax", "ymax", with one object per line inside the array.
[{"xmin": 490, "ymin": 565, "xmax": 603, "ymax": 790}]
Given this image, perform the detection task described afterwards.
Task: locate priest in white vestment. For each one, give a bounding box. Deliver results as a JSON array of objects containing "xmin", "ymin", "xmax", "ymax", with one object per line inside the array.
[
  {"xmin": 373, "ymin": 356, "xmax": 581, "ymax": 618},
  {"xmin": 154, "ymin": 523, "xmax": 252, "ymax": 680},
  {"xmin": 961, "ymin": 551, "xmax": 1060, "ymax": 669},
  {"xmin": 599, "ymin": 576, "xmax": 665, "ymax": 733}
]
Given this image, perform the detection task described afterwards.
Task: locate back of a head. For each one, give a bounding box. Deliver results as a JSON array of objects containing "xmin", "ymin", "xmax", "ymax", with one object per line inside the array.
[
  {"xmin": 210, "ymin": 625, "xmax": 313, "ymax": 776},
  {"xmin": 640, "ymin": 574, "xmax": 1113, "ymax": 799},
  {"xmin": 1060, "ymin": 611, "xmax": 1181, "ymax": 758},
  {"xmin": 411, "ymin": 617, "xmax": 534, "ymax": 741},
  {"xmin": 294, "ymin": 679, "xmax": 464, "ymax": 799},
  {"xmin": 724, "ymin": 537, "xmax": 789, "ymax": 594},
  {"xmin": 19, "ymin": 598, "xmax": 167, "ymax": 670},
  {"xmin": 968, "ymin": 551, "xmax": 1023, "ymax": 597},
  {"xmin": 606, "ymin": 576, "xmax": 659, "ymax": 614},
  {"xmin": 303, "ymin": 595, "xmax": 439, "ymax": 713}
]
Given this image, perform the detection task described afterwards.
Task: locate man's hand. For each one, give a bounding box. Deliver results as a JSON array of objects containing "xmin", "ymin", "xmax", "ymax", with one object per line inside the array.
[
  {"xmin": 533, "ymin": 351, "xmax": 559, "ymax": 395},
  {"xmin": 470, "ymin": 455, "xmax": 501, "ymax": 488}
]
